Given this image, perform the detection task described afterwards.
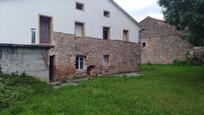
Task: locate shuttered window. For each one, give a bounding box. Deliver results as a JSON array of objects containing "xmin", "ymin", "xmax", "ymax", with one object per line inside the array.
[
  {"xmin": 123, "ymin": 30, "xmax": 129, "ymax": 41},
  {"xmin": 75, "ymin": 22, "xmax": 84, "ymax": 37}
]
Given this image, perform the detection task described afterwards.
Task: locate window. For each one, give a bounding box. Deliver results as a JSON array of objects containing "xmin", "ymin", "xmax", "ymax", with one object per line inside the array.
[
  {"xmin": 104, "ymin": 10, "xmax": 110, "ymax": 17},
  {"xmin": 123, "ymin": 30, "xmax": 129, "ymax": 41},
  {"xmin": 75, "ymin": 55, "xmax": 86, "ymax": 70},
  {"xmin": 40, "ymin": 16, "xmax": 52, "ymax": 44},
  {"xmin": 103, "ymin": 27, "xmax": 110, "ymax": 40},
  {"xmin": 103, "ymin": 55, "xmax": 109, "ymax": 67},
  {"xmin": 142, "ymin": 41, "xmax": 147, "ymax": 48},
  {"xmin": 75, "ymin": 22, "xmax": 84, "ymax": 37},
  {"xmin": 76, "ymin": 2, "xmax": 84, "ymax": 10}
]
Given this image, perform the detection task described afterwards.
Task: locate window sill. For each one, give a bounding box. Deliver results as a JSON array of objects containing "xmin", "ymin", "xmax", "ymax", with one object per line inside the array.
[{"xmin": 76, "ymin": 69, "xmax": 87, "ymax": 72}]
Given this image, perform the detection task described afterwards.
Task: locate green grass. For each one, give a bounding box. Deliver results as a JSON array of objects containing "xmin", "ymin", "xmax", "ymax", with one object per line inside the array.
[{"xmin": 1, "ymin": 65, "xmax": 204, "ymax": 115}]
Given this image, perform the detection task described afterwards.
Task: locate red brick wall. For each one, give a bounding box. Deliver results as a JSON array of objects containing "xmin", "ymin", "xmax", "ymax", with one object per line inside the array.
[{"xmin": 49, "ymin": 32, "xmax": 140, "ymax": 81}]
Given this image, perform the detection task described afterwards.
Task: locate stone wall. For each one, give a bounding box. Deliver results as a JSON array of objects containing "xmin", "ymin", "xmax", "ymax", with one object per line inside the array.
[
  {"xmin": 193, "ymin": 47, "xmax": 204, "ymax": 64},
  {"xmin": 49, "ymin": 32, "xmax": 140, "ymax": 81},
  {"xmin": 0, "ymin": 44, "xmax": 51, "ymax": 82},
  {"xmin": 139, "ymin": 17, "xmax": 193, "ymax": 64},
  {"xmin": 140, "ymin": 35, "xmax": 192, "ymax": 64}
]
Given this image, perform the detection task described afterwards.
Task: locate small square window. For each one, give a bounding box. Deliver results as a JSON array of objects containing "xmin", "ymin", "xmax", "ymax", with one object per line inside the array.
[
  {"xmin": 142, "ymin": 42, "xmax": 147, "ymax": 48},
  {"xmin": 104, "ymin": 11, "xmax": 110, "ymax": 17},
  {"xmin": 76, "ymin": 2, "xmax": 84, "ymax": 10}
]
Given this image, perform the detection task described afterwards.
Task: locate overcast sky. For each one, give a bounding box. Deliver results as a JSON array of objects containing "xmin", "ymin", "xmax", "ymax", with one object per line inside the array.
[{"xmin": 114, "ymin": 0, "xmax": 164, "ymax": 22}]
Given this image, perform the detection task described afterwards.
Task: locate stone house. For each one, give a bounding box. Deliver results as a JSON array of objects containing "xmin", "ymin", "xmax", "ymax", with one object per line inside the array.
[
  {"xmin": 139, "ymin": 16, "xmax": 193, "ymax": 64},
  {"xmin": 0, "ymin": 0, "xmax": 141, "ymax": 82}
]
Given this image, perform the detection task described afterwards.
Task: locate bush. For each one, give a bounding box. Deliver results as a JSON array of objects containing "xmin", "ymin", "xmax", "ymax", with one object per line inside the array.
[
  {"xmin": 173, "ymin": 58, "xmax": 203, "ymax": 66},
  {"xmin": 173, "ymin": 60, "xmax": 190, "ymax": 66},
  {"xmin": 0, "ymin": 73, "xmax": 52, "ymax": 110}
]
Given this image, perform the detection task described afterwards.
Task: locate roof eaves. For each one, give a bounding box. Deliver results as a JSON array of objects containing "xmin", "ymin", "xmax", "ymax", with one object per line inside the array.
[
  {"xmin": 140, "ymin": 16, "xmax": 165, "ymax": 23},
  {"xmin": 0, "ymin": 43, "xmax": 54, "ymax": 49}
]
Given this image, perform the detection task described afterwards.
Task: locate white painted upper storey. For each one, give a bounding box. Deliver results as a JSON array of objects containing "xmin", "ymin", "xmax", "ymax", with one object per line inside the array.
[{"xmin": 0, "ymin": 0, "xmax": 140, "ymax": 44}]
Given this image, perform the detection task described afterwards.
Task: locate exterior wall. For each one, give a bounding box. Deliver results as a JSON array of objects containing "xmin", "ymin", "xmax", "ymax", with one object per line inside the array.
[
  {"xmin": 139, "ymin": 17, "xmax": 193, "ymax": 64},
  {"xmin": 0, "ymin": 46, "xmax": 50, "ymax": 82},
  {"xmin": 49, "ymin": 32, "xmax": 140, "ymax": 81},
  {"xmin": 0, "ymin": 0, "xmax": 140, "ymax": 44},
  {"xmin": 193, "ymin": 47, "xmax": 204, "ymax": 64},
  {"xmin": 140, "ymin": 35, "xmax": 192, "ymax": 64}
]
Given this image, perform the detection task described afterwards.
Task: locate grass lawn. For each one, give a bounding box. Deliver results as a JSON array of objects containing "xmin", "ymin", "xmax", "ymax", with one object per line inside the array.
[{"xmin": 1, "ymin": 65, "xmax": 204, "ymax": 115}]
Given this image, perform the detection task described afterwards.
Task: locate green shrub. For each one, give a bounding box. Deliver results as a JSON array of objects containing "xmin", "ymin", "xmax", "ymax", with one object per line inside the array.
[
  {"xmin": 0, "ymin": 73, "xmax": 52, "ymax": 110},
  {"xmin": 10, "ymin": 106, "xmax": 25, "ymax": 114},
  {"xmin": 173, "ymin": 60, "xmax": 190, "ymax": 66},
  {"xmin": 173, "ymin": 58, "xmax": 203, "ymax": 66}
]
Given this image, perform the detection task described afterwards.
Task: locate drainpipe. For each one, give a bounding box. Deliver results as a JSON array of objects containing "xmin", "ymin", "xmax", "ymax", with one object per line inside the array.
[{"xmin": 31, "ymin": 28, "xmax": 36, "ymax": 44}]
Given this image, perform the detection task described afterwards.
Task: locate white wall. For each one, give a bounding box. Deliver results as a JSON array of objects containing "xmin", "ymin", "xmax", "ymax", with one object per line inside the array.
[{"xmin": 0, "ymin": 0, "xmax": 140, "ymax": 44}]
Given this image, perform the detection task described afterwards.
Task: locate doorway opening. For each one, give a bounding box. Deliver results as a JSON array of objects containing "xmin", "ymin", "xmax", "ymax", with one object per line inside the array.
[{"xmin": 49, "ymin": 55, "xmax": 55, "ymax": 82}]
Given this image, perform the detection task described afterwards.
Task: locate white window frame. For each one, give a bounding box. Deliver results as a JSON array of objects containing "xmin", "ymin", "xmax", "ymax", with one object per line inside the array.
[{"xmin": 76, "ymin": 55, "xmax": 86, "ymax": 70}]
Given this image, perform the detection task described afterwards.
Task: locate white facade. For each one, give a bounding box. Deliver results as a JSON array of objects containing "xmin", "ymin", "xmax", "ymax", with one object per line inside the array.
[{"xmin": 0, "ymin": 0, "xmax": 140, "ymax": 44}]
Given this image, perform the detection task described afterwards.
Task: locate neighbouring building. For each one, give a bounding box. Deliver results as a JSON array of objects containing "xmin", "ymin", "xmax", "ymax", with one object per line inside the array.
[
  {"xmin": 139, "ymin": 16, "xmax": 193, "ymax": 64},
  {"xmin": 0, "ymin": 0, "xmax": 141, "ymax": 82}
]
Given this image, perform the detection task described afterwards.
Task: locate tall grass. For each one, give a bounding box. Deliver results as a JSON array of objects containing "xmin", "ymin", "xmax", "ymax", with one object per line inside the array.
[
  {"xmin": 1, "ymin": 65, "xmax": 204, "ymax": 114},
  {"xmin": 0, "ymin": 73, "xmax": 52, "ymax": 110}
]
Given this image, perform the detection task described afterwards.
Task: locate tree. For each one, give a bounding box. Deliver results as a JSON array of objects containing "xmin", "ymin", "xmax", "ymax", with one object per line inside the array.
[{"xmin": 158, "ymin": 0, "xmax": 204, "ymax": 46}]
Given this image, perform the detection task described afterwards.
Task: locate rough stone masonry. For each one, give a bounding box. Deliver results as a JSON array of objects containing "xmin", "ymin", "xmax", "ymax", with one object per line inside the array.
[
  {"xmin": 49, "ymin": 32, "xmax": 141, "ymax": 81},
  {"xmin": 193, "ymin": 47, "xmax": 204, "ymax": 64},
  {"xmin": 139, "ymin": 17, "xmax": 193, "ymax": 64}
]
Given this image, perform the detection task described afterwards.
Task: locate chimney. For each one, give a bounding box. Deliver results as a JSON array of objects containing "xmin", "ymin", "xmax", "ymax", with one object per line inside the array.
[{"xmin": 31, "ymin": 28, "xmax": 36, "ymax": 44}]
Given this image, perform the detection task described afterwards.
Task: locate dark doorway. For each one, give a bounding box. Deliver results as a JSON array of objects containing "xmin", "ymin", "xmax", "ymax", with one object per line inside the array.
[
  {"xmin": 40, "ymin": 16, "xmax": 51, "ymax": 44},
  {"xmin": 49, "ymin": 55, "xmax": 55, "ymax": 82}
]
